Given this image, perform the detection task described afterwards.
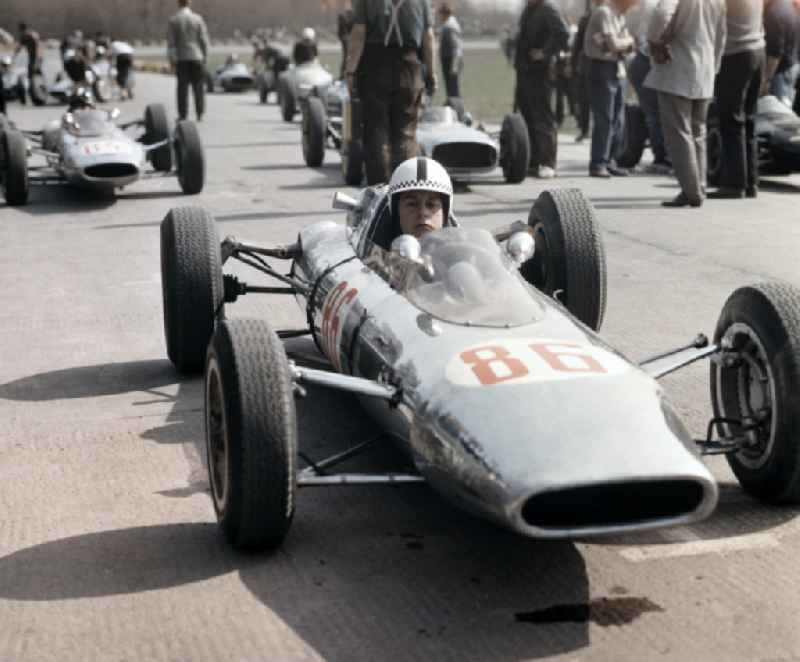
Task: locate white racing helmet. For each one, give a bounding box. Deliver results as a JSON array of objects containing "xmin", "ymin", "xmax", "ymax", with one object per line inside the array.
[
  {"xmin": 388, "ymin": 156, "xmax": 454, "ymax": 221},
  {"xmin": 301, "ymin": 27, "xmax": 316, "ymax": 43}
]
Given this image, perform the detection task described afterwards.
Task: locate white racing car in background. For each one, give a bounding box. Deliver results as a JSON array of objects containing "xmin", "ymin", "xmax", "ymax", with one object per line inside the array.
[
  {"xmin": 0, "ymin": 100, "xmax": 205, "ymax": 206},
  {"xmin": 300, "ymin": 82, "xmax": 531, "ymax": 185},
  {"xmin": 206, "ymin": 59, "xmax": 255, "ymax": 93},
  {"xmin": 277, "ymin": 59, "xmax": 334, "ymax": 123}
]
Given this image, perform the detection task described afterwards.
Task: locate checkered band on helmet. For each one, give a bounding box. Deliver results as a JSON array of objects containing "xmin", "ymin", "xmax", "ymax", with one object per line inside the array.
[{"xmin": 388, "ymin": 157, "xmax": 453, "ymax": 218}]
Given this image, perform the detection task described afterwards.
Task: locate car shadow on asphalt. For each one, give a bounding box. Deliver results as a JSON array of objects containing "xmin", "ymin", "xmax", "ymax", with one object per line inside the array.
[{"xmin": 205, "ymin": 141, "xmax": 299, "ymax": 149}]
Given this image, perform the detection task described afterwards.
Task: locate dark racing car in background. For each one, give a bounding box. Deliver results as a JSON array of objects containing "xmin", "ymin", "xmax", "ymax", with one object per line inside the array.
[{"xmin": 619, "ymin": 96, "xmax": 800, "ymax": 184}]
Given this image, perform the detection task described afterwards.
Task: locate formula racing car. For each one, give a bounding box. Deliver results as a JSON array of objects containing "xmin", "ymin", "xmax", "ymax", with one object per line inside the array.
[
  {"xmin": 300, "ymin": 82, "xmax": 531, "ymax": 185},
  {"xmin": 277, "ymin": 59, "xmax": 334, "ymax": 123},
  {"xmin": 158, "ymin": 182, "xmax": 800, "ymax": 551},
  {"xmin": 0, "ymin": 99, "xmax": 204, "ymax": 206},
  {"xmin": 206, "ymin": 57, "xmax": 255, "ymax": 93}
]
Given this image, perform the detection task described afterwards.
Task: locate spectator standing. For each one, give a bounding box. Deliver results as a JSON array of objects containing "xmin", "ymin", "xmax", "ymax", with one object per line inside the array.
[
  {"xmin": 337, "ymin": 7, "xmax": 355, "ymax": 79},
  {"xmin": 626, "ymin": 0, "xmax": 671, "ymax": 172},
  {"xmin": 571, "ymin": 2, "xmax": 600, "ymax": 143},
  {"xmin": 345, "ymin": 0, "xmax": 437, "ymax": 185},
  {"xmin": 646, "ymin": 0, "xmax": 726, "ymax": 208},
  {"xmin": 708, "ymin": 0, "xmax": 765, "ymax": 199},
  {"xmin": 438, "ymin": 3, "xmax": 463, "ymax": 102},
  {"xmin": 167, "ymin": 0, "xmax": 209, "ymax": 122},
  {"xmin": 14, "ymin": 22, "xmax": 41, "ymax": 104},
  {"xmin": 293, "ymin": 27, "xmax": 318, "ymax": 66},
  {"xmin": 763, "ymin": 0, "xmax": 799, "ymax": 105},
  {"xmin": 0, "ymin": 27, "xmax": 14, "ymax": 115},
  {"xmin": 514, "ymin": 0, "xmax": 570, "ymax": 179},
  {"xmin": 111, "ymin": 40, "xmax": 136, "ymax": 100},
  {"xmin": 584, "ymin": 0, "xmax": 636, "ymax": 178}
]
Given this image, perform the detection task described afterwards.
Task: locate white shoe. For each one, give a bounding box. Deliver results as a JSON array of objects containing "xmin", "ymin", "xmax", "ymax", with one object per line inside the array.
[{"xmin": 537, "ymin": 166, "xmax": 555, "ymax": 179}]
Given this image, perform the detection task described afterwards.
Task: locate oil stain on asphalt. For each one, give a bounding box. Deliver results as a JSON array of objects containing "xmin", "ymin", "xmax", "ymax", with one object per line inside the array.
[{"xmin": 515, "ymin": 597, "xmax": 664, "ymax": 626}]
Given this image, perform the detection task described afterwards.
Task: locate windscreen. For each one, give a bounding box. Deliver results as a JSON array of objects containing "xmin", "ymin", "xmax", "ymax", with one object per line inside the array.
[
  {"xmin": 64, "ymin": 110, "xmax": 112, "ymax": 137},
  {"xmin": 365, "ymin": 227, "xmax": 543, "ymax": 328}
]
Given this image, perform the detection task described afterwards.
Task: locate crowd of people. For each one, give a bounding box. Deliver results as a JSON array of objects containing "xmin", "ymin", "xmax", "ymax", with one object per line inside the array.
[{"xmin": 508, "ymin": 0, "xmax": 800, "ymax": 208}]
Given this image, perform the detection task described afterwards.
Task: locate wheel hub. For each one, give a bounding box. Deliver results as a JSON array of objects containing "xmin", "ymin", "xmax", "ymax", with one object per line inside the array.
[{"xmin": 205, "ymin": 361, "xmax": 229, "ymax": 511}]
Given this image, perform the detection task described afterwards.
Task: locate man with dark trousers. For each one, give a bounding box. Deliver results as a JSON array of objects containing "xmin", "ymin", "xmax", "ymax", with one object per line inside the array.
[
  {"xmin": 708, "ymin": 0, "xmax": 765, "ymax": 199},
  {"xmin": 438, "ymin": 2, "xmax": 463, "ymax": 102},
  {"xmin": 345, "ymin": 0, "xmax": 437, "ymax": 186},
  {"xmin": 514, "ymin": 0, "xmax": 570, "ymax": 179},
  {"xmin": 14, "ymin": 23, "xmax": 41, "ymax": 104},
  {"xmin": 167, "ymin": 0, "xmax": 209, "ymax": 122}
]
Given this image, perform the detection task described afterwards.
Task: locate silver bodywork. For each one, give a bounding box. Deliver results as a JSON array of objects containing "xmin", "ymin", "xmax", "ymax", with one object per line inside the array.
[
  {"xmin": 39, "ymin": 109, "xmax": 147, "ymax": 189},
  {"xmin": 287, "ymin": 60, "xmax": 333, "ymax": 101},
  {"xmin": 323, "ymin": 82, "xmax": 499, "ymax": 179},
  {"xmin": 286, "ymin": 188, "xmax": 719, "ymax": 538},
  {"xmin": 211, "ymin": 62, "xmax": 254, "ymax": 92}
]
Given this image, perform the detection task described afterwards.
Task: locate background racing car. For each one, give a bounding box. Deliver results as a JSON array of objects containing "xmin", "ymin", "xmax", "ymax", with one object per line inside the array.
[
  {"xmin": 276, "ymin": 59, "xmax": 334, "ymax": 123},
  {"xmin": 206, "ymin": 56, "xmax": 255, "ymax": 93},
  {"xmin": 299, "ymin": 81, "xmax": 531, "ymax": 185},
  {"xmin": 0, "ymin": 98, "xmax": 204, "ymax": 206},
  {"xmin": 157, "ymin": 181, "xmax": 800, "ymax": 551},
  {"xmin": 619, "ymin": 95, "xmax": 800, "ymax": 184}
]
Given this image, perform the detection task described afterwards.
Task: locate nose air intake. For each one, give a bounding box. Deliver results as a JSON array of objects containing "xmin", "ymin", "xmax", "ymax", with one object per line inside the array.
[
  {"xmin": 84, "ymin": 163, "xmax": 138, "ymax": 178},
  {"xmin": 521, "ymin": 479, "xmax": 707, "ymax": 530}
]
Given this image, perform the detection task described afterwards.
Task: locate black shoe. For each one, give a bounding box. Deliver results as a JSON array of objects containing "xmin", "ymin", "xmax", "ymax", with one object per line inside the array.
[
  {"xmin": 707, "ymin": 187, "xmax": 745, "ymax": 199},
  {"xmin": 607, "ymin": 164, "xmax": 629, "ymax": 177},
  {"xmin": 662, "ymin": 193, "xmax": 702, "ymax": 208},
  {"xmin": 746, "ymin": 187, "xmax": 758, "ymax": 199},
  {"xmin": 589, "ymin": 166, "xmax": 611, "ymax": 178}
]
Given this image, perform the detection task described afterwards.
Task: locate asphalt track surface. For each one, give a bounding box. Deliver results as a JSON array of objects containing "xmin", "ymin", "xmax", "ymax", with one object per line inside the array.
[{"xmin": 1, "ymin": 64, "xmax": 800, "ymax": 662}]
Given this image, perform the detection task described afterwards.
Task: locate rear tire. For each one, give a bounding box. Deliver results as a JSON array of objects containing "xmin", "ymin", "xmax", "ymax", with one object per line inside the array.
[
  {"xmin": 706, "ymin": 114, "xmax": 722, "ymax": 187},
  {"xmin": 302, "ymin": 96, "xmax": 327, "ymax": 167},
  {"xmin": 258, "ymin": 73, "xmax": 269, "ymax": 104},
  {"xmin": 279, "ymin": 75, "xmax": 296, "ymax": 122},
  {"xmin": 520, "ymin": 189, "xmax": 607, "ymax": 331},
  {"xmin": 205, "ymin": 319, "xmax": 297, "ymax": 551},
  {"xmin": 1, "ymin": 130, "xmax": 30, "ymax": 206},
  {"xmin": 341, "ymin": 139, "xmax": 364, "ymax": 186},
  {"xmin": 616, "ymin": 103, "xmax": 647, "ymax": 169},
  {"xmin": 500, "ymin": 112, "xmax": 530, "ymax": 184},
  {"xmin": 145, "ymin": 103, "xmax": 173, "ymax": 172},
  {"xmin": 175, "ymin": 120, "xmax": 205, "ymax": 194},
  {"xmin": 711, "ymin": 282, "xmax": 800, "ymax": 503},
  {"xmin": 160, "ymin": 206, "xmax": 223, "ymax": 373}
]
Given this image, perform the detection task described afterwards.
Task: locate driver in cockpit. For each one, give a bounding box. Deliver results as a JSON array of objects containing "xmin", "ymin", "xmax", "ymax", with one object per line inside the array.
[{"xmin": 387, "ymin": 156, "xmax": 454, "ymax": 242}]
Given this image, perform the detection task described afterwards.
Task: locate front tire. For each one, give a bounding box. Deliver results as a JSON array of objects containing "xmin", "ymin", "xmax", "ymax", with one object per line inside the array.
[
  {"xmin": 711, "ymin": 282, "xmax": 800, "ymax": 503},
  {"xmin": 302, "ymin": 96, "xmax": 327, "ymax": 167},
  {"xmin": 706, "ymin": 114, "xmax": 722, "ymax": 187},
  {"xmin": 616, "ymin": 103, "xmax": 647, "ymax": 169},
  {"xmin": 145, "ymin": 103, "xmax": 173, "ymax": 172},
  {"xmin": 520, "ymin": 189, "xmax": 607, "ymax": 331},
  {"xmin": 175, "ymin": 120, "xmax": 205, "ymax": 194},
  {"xmin": 279, "ymin": 75, "xmax": 296, "ymax": 122},
  {"xmin": 499, "ymin": 112, "xmax": 530, "ymax": 184},
  {"xmin": 1, "ymin": 130, "xmax": 30, "ymax": 206},
  {"xmin": 160, "ymin": 206, "xmax": 223, "ymax": 373},
  {"xmin": 341, "ymin": 139, "xmax": 364, "ymax": 186},
  {"xmin": 205, "ymin": 319, "xmax": 297, "ymax": 551}
]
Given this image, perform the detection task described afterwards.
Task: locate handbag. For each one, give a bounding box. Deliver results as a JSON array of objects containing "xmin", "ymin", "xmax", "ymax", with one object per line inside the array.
[{"xmin": 649, "ymin": 0, "xmax": 681, "ymax": 65}]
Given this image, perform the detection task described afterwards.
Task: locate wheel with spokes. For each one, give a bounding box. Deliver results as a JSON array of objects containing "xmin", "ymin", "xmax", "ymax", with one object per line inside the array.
[
  {"xmin": 711, "ymin": 282, "xmax": 800, "ymax": 503},
  {"xmin": 205, "ymin": 319, "xmax": 298, "ymax": 551}
]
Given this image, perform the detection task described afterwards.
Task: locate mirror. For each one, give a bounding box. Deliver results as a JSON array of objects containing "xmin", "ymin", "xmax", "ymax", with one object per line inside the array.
[
  {"xmin": 390, "ymin": 234, "xmax": 421, "ymax": 261},
  {"xmin": 506, "ymin": 230, "xmax": 535, "ymax": 265},
  {"xmin": 463, "ymin": 111, "xmax": 473, "ymax": 127},
  {"xmin": 108, "ymin": 107, "xmax": 121, "ymax": 120}
]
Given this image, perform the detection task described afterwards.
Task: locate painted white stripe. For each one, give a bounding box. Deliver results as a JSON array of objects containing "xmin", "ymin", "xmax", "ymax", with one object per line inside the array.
[{"xmin": 619, "ymin": 532, "xmax": 780, "ymax": 562}]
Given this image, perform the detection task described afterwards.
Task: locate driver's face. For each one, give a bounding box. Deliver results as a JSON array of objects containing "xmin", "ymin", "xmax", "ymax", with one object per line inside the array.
[{"xmin": 398, "ymin": 190, "xmax": 444, "ymax": 238}]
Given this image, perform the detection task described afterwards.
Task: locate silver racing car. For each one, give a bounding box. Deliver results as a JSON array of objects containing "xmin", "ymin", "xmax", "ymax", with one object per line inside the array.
[
  {"xmin": 300, "ymin": 82, "xmax": 531, "ymax": 185},
  {"xmin": 207, "ymin": 59, "xmax": 255, "ymax": 93},
  {"xmin": 0, "ymin": 101, "xmax": 205, "ymax": 206},
  {"xmin": 158, "ymin": 187, "xmax": 800, "ymax": 551}
]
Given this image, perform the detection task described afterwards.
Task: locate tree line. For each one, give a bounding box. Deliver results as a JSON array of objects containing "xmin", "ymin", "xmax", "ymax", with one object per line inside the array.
[{"xmin": 0, "ymin": 0, "xmax": 590, "ymax": 41}]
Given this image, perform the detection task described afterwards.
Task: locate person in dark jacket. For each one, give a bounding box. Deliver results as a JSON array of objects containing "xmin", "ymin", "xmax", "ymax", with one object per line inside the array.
[
  {"xmin": 338, "ymin": 9, "xmax": 355, "ymax": 79},
  {"xmin": 345, "ymin": 0, "xmax": 437, "ymax": 185},
  {"xmin": 571, "ymin": 3, "xmax": 596, "ymax": 142},
  {"xmin": 437, "ymin": 3, "xmax": 463, "ymax": 102},
  {"xmin": 514, "ymin": 0, "xmax": 570, "ymax": 178}
]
